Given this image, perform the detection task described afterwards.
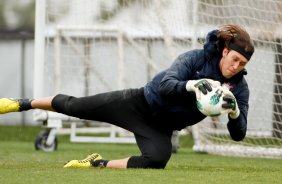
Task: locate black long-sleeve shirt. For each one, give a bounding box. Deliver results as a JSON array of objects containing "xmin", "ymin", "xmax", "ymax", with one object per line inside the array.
[{"xmin": 143, "ymin": 30, "xmax": 249, "ymax": 141}]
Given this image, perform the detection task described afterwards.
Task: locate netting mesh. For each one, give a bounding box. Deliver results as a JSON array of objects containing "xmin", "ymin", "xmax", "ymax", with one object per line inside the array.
[{"xmin": 39, "ymin": 0, "xmax": 282, "ymax": 157}]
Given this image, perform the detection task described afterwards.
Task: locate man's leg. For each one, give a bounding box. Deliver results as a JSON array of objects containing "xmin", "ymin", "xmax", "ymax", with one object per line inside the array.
[
  {"xmin": 90, "ymin": 129, "xmax": 172, "ymax": 169},
  {"xmin": 52, "ymin": 91, "xmax": 172, "ymax": 169},
  {"xmin": 126, "ymin": 131, "xmax": 172, "ymax": 169},
  {"xmin": 65, "ymin": 131, "xmax": 172, "ymax": 169},
  {"xmin": 31, "ymin": 96, "xmax": 55, "ymax": 111},
  {"xmin": 1, "ymin": 89, "xmax": 172, "ymax": 169},
  {"xmin": 54, "ymin": 90, "xmax": 173, "ymax": 169},
  {"xmin": 104, "ymin": 157, "xmax": 129, "ymax": 168},
  {"xmin": 0, "ymin": 96, "xmax": 55, "ymax": 114}
]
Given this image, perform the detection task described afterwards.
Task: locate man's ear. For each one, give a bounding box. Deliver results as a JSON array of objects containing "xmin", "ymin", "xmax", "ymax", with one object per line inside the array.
[{"xmin": 222, "ymin": 48, "xmax": 229, "ymax": 57}]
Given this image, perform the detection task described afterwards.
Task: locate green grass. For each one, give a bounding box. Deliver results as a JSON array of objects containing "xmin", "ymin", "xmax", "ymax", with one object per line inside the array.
[{"xmin": 0, "ymin": 126, "xmax": 282, "ymax": 184}]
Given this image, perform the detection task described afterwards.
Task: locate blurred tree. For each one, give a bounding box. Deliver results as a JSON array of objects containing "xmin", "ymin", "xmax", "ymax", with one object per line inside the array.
[
  {"xmin": 0, "ymin": 0, "xmax": 35, "ymax": 31},
  {"xmin": 11, "ymin": 0, "xmax": 35, "ymax": 30},
  {"xmin": 0, "ymin": 1, "xmax": 7, "ymax": 29},
  {"xmin": 98, "ymin": 0, "xmax": 151, "ymax": 22}
]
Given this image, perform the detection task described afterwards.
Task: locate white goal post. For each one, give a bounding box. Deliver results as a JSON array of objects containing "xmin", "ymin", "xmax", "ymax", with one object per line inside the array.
[{"xmin": 34, "ymin": 0, "xmax": 282, "ymax": 157}]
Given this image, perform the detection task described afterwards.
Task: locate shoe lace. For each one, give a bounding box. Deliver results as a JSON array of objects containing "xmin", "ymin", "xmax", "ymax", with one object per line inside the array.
[{"xmin": 78, "ymin": 154, "xmax": 99, "ymax": 163}]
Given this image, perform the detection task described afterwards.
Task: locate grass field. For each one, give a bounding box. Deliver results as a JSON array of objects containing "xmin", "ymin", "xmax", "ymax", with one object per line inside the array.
[{"xmin": 0, "ymin": 126, "xmax": 282, "ymax": 184}]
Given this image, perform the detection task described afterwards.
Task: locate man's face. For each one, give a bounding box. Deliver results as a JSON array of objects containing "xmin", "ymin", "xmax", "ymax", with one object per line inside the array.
[{"xmin": 219, "ymin": 48, "xmax": 248, "ymax": 79}]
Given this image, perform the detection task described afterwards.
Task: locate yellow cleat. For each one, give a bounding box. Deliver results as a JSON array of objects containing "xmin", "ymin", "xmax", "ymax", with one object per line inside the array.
[
  {"xmin": 0, "ymin": 98, "xmax": 20, "ymax": 114},
  {"xmin": 63, "ymin": 153, "xmax": 102, "ymax": 168}
]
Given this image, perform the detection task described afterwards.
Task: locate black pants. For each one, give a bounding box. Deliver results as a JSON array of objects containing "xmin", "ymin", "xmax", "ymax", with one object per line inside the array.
[{"xmin": 52, "ymin": 88, "xmax": 172, "ymax": 169}]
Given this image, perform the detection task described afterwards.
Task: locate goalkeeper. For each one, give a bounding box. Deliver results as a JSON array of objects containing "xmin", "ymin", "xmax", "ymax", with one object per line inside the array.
[{"xmin": 0, "ymin": 24, "xmax": 254, "ymax": 169}]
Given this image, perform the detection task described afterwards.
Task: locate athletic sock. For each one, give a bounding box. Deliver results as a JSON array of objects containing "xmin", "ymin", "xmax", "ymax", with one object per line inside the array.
[
  {"xmin": 90, "ymin": 159, "xmax": 109, "ymax": 168},
  {"xmin": 19, "ymin": 99, "xmax": 33, "ymax": 111}
]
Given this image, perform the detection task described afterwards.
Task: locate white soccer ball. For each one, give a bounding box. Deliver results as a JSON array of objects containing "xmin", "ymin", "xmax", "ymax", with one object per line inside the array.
[{"xmin": 196, "ymin": 85, "xmax": 228, "ymax": 117}]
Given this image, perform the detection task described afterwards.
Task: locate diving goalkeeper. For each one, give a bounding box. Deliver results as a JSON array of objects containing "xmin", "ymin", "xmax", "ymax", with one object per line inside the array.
[{"xmin": 0, "ymin": 24, "xmax": 254, "ymax": 169}]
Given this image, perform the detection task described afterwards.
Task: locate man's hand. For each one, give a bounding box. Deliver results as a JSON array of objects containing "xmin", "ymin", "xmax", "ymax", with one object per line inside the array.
[
  {"xmin": 186, "ymin": 79, "xmax": 220, "ymax": 99},
  {"xmin": 222, "ymin": 92, "xmax": 240, "ymax": 119}
]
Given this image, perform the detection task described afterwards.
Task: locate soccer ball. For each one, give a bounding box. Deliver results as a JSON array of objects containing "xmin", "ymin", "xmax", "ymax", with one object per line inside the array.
[{"xmin": 196, "ymin": 86, "xmax": 227, "ymax": 117}]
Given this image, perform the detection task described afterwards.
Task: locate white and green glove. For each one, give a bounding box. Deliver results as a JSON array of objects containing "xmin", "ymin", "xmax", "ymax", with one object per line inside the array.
[
  {"xmin": 186, "ymin": 79, "xmax": 221, "ymax": 99},
  {"xmin": 222, "ymin": 91, "xmax": 240, "ymax": 119}
]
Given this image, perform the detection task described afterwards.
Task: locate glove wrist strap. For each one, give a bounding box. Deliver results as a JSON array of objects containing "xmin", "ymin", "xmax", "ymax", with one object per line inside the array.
[{"xmin": 229, "ymin": 109, "xmax": 240, "ymax": 119}]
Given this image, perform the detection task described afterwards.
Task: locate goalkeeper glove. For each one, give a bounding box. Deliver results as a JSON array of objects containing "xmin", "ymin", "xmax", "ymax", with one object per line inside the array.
[
  {"xmin": 222, "ymin": 95, "xmax": 240, "ymax": 119},
  {"xmin": 186, "ymin": 79, "xmax": 221, "ymax": 99}
]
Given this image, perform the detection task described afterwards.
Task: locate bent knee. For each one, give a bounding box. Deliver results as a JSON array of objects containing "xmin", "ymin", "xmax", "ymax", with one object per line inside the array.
[
  {"xmin": 128, "ymin": 151, "xmax": 171, "ymax": 169},
  {"xmin": 144, "ymin": 154, "xmax": 170, "ymax": 169}
]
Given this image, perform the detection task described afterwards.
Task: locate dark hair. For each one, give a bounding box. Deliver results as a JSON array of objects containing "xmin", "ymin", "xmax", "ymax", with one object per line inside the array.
[{"xmin": 218, "ymin": 24, "xmax": 254, "ymax": 60}]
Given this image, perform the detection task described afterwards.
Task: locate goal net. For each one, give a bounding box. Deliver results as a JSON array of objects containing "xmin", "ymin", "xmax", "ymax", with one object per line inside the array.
[{"xmin": 34, "ymin": 0, "xmax": 282, "ymax": 157}]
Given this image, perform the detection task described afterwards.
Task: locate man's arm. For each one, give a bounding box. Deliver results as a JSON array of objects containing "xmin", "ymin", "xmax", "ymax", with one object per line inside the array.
[
  {"xmin": 226, "ymin": 86, "xmax": 249, "ymax": 141},
  {"xmin": 158, "ymin": 50, "xmax": 202, "ymax": 96}
]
